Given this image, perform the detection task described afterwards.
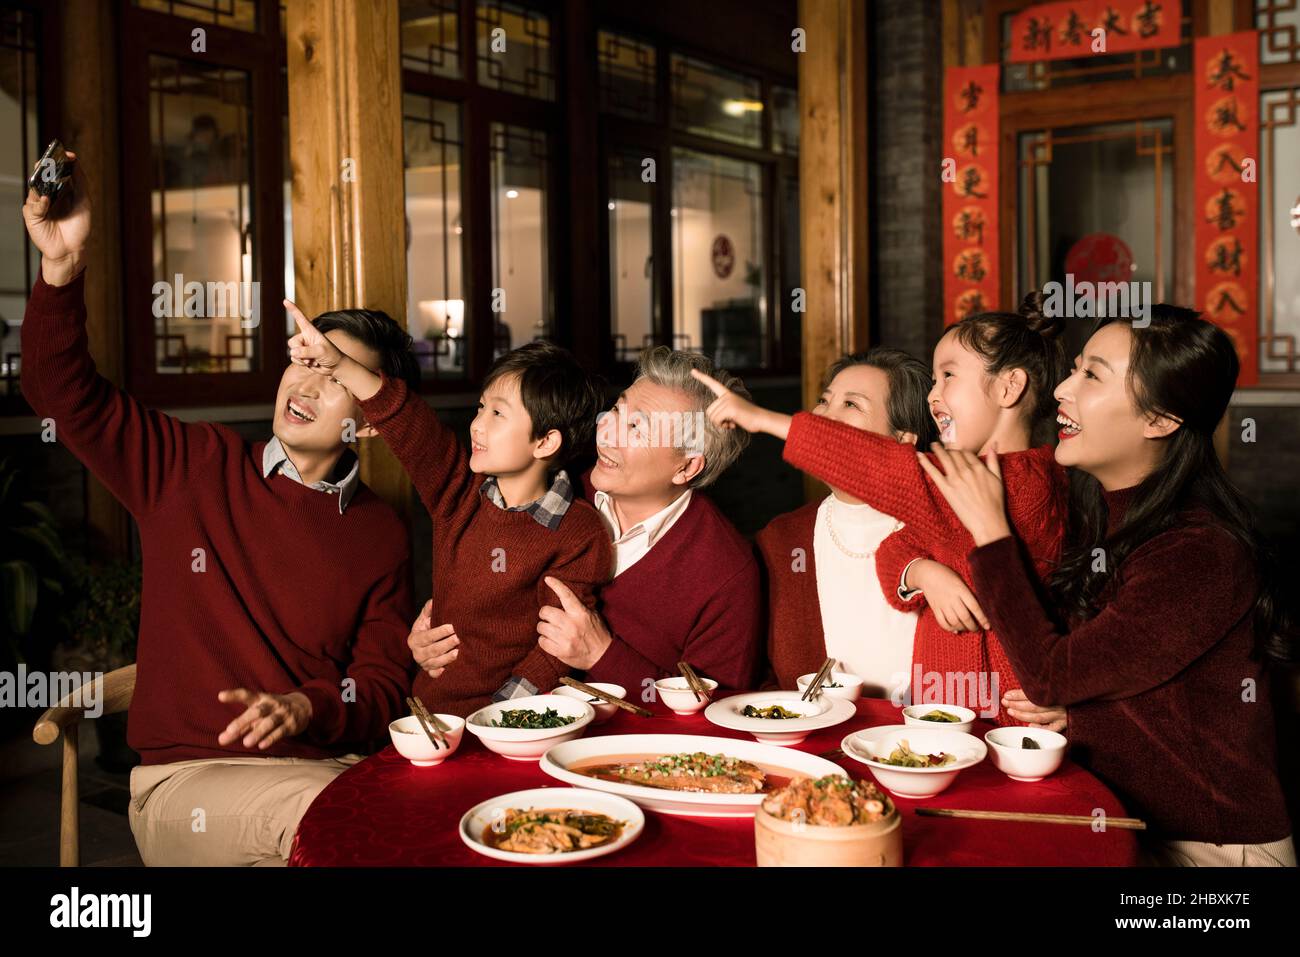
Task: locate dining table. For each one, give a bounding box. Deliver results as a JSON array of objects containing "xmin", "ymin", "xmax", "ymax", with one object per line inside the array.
[{"xmin": 289, "ymin": 693, "xmax": 1139, "ymax": 866}]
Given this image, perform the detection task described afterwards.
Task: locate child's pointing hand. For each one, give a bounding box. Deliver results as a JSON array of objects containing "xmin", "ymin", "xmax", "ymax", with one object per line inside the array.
[
  {"xmin": 286, "ymin": 299, "xmax": 345, "ymax": 375},
  {"xmin": 689, "ymin": 368, "xmax": 791, "ymax": 439}
]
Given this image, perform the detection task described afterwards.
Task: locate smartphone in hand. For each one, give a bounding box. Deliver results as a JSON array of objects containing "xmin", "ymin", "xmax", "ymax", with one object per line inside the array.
[{"xmin": 29, "ymin": 139, "xmax": 75, "ymax": 202}]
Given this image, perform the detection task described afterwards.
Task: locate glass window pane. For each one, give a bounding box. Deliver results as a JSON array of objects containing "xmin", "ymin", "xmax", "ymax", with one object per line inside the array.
[
  {"xmin": 597, "ymin": 29, "xmax": 656, "ymax": 121},
  {"xmin": 1017, "ymin": 119, "xmax": 1174, "ymax": 363},
  {"xmin": 405, "ymin": 95, "xmax": 466, "ymax": 380},
  {"xmin": 608, "ymin": 148, "xmax": 655, "ymax": 363},
  {"xmin": 134, "ymin": 0, "xmax": 259, "ymax": 32},
  {"xmin": 1258, "ymin": 0, "xmax": 1300, "ymax": 66},
  {"xmin": 672, "ymin": 148, "xmax": 766, "ymax": 368},
  {"xmin": 772, "ymin": 84, "xmax": 799, "ymax": 154},
  {"xmin": 1259, "ymin": 87, "xmax": 1300, "ymax": 376},
  {"xmin": 671, "ymin": 53, "xmax": 762, "ymax": 148},
  {"xmin": 400, "ymin": 0, "xmax": 461, "ymax": 79},
  {"xmin": 0, "ymin": 6, "xmax": 40, "ymax": 397},
  {"xmin": 149, "ymin": 56, "xmax": 256, "ymax": 375},
  {"xmin": 476, "ymin": 1, "xmax": 554, "ymax": 101},
  {"xmin": 490, "ymin": 123, "xmax": 550, "ymax": 353}
]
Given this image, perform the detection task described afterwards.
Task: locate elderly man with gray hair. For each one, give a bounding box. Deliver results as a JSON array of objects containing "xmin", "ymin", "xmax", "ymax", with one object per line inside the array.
[{"xmin": 533, "ymin": 346, "xmax": 762, "ymax": 697}]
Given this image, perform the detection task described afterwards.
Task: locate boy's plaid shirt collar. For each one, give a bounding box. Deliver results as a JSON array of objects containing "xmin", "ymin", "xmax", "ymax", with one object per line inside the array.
[{"xmin": 479, "ymin": 468, "xmax": 573, "ymax": 530}]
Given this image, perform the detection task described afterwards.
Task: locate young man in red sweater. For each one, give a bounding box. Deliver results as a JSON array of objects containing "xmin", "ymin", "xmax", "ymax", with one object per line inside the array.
[
  {"xmin": 288, "ymin": 307, "xmax": 612, "ymax": 716},
  {"xmin": 21, "ymin": 155, "xmax": 418, "ymax": 865}
]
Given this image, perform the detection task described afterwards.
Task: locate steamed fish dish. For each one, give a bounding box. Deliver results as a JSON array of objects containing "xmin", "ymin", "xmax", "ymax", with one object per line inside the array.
[
  {"xmin": 575, "ymin": 751, "xmax": 768, "ymax": 793},
  {"xmin": 742, "ymin": 703, "xmax": 803, "ymax": 720},
  {"xmin": 762, "ymin": 775, "xmax": 894, "ymax": 826},
  {"xmin": 489, "ymin": 707, "xmax": 576, "ymax": 729},
  {"xmin": 873, "ymin": 739, "xmax": 956, "ymax": 767},
  {"xmin": 483, "ymin": 808, "xmax": 624, "ymax": 854}
]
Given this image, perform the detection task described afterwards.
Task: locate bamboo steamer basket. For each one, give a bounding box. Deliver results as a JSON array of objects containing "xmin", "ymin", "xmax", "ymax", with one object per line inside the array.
[{"xmin": 755, "ymin": 803, "xmax": 903, "ymax": 867}]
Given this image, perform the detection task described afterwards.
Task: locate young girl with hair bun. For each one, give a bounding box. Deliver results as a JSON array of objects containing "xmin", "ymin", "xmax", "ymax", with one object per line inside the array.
[
  {"xmin": 919, "ymin": 304, "xmax": 1294, "ymax": 865},
  {"xmin": 697, "ymin": 295, "xmax": 1070, "ymax": 727}
]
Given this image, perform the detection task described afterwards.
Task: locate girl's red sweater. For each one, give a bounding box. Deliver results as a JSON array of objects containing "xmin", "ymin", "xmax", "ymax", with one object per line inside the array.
[{"xmin": 783, "ymin": 412, "xmax": 1068, "ymax": 725}]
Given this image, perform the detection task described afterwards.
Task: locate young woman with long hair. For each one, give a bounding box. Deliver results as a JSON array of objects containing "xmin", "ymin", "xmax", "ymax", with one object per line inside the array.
[{"xmin": 918, "ymin": 305, "xmax": 1294, "ymax": 865}]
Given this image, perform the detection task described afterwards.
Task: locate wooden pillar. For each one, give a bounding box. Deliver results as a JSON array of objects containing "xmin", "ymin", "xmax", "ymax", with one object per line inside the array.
[
  {"xmin": 285, "ymin": 0, "xmax": 411, "ymax": 516},
  {"xmin": 797, "ymin": 0, "xmax": 870, "ymax": 499},
  {"xmin": 61, "ymin": 0, "xmax": 130, "ymax": 559}
]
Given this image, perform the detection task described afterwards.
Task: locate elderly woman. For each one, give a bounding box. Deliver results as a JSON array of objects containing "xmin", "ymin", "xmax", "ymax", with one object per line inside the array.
[
  {"xmin": 757, "ymin": 349, "xmax": 982, "ymax": 696},
  {"xmin": 529, "ymin": 346, "xmax": 763, "ymax": 696}
]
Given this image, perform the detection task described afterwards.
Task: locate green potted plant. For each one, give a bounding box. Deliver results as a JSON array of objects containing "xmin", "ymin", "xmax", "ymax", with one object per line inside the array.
[
  {"xmin": 0, "ymin": 457, "xmax": 73, "ymax": 671},
  {"xmin": 54, "ymin": 557, "xmax": 142, "ymax": 772}
]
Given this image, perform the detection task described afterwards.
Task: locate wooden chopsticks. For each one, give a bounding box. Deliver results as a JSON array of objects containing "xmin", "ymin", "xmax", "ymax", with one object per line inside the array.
[
  {"xmin": 914, "ymin": 807, "xmax": 1147, "ymax": 830},
  {"xmin": 677, "ymin": 661, "xmax": 710, "ymax": 701},
  {"xmin": 801, "ymin": 657, "xmax": 835, "ymax": 701},
  {"xmin": 560, "ymin": 676, "xmax": 652, "ymax": 717},
  {"xmin": 406, "ymin": 695, "xmax": 449, "ymax": 750}
]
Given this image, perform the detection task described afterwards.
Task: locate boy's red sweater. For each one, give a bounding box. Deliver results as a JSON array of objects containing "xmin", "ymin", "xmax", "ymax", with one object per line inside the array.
[
  {"xmin": 783, "ymin": 412, "xmax": 1067, "ymax": 724},
  {"xmin": 357, "ymin": 377, "xmax": 612, "ymax": 716},
  {"xmin": 21, "ymin": 273, "xmax": 416, "ymax": 765}
]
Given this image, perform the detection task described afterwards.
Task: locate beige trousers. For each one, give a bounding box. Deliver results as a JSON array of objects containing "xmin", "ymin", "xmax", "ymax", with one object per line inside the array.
[
  {"xmin": 128, "ymin": 753, "xmax": 362, "ymax": 867},
  {"xmin": 1138, "ymin": 833, "xmax": 1296, "ymax": 867}
]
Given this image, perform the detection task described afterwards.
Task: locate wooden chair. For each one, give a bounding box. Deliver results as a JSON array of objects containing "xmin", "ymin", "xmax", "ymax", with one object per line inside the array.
[{"xmin": 32, "ymin": 664, "xmax": 137, "ymax": 866}]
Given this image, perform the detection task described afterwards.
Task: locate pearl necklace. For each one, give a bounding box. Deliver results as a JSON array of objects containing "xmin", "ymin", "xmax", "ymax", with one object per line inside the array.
[{"xmin": 823, "ymin": 500, "xmax": 903, "ymax": 560}]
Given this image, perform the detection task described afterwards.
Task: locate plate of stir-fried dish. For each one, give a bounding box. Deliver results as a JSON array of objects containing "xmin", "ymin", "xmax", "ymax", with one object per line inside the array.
[
  {"xmin": 704, "ymin": 691, "xmax": 858, "ymax": 746},
  {"xmin": 840, "ymin": 725, "xmax": 987, "ymax": 799},
  {"xmin": 459, "ymin": 788, "xmax": 644, "ymax": 864}
]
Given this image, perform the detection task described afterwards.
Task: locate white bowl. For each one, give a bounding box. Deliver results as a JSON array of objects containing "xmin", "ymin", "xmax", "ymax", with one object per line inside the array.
[
  {"xmin": 389, "ymin": 714, "xmax": 465, "ymax": 766},
  {"xmin": 654, "ymin": 676, "xmax": 718, "ymax": 714},
  {"xmin": 902, "ymin": 703, "xmax": 976, "ymax": 735},
  {"xmin": 985, "ymin": 726, "xmax": 1067, "ymax": 782},
  {"xmin": 796, "ymin": 671, "xmax": 864, "ymax": 702},
  {"xmin": 464, "ymin": 694, "xmax": 594, "ymax": 761},
  {"xmin": 459, "ymin": 787, "xmax": 644, "ymax": 865},
  {"xmin": 841, "ymin": 724, "xmax": 987, "ymax": 799},
  {"xmin": 550, "ymin": 683, "xmax": 627, "ymax": 724},
  {"xmin": 704, "ymin": 691, "xmax": 857, "ymax": 746}
]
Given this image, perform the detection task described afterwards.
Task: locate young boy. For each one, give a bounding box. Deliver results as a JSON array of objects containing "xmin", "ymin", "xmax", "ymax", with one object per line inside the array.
[{"xmin": 287, "ymin": 305, "xmax": 612, "ymax": 716}]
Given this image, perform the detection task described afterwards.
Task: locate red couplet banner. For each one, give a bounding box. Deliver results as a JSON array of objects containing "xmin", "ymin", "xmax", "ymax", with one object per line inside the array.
[
  {"xmin": 942, "ymin": 64, "xmax": 1000, "ymax": 326},
  {"xmin": 1008, "ymin": 1, "xmax": 1181, "ymax": 63},
  {"xmin": 1194, "ymin": 30, "xmax": 1259, "ymax": 386}
]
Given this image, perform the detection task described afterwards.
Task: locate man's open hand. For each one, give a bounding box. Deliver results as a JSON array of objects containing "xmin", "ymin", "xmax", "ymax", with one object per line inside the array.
[
  {"xmin": 217, "ymin": 689, "xmax": 312, "ymax": 750},
  {"xmin": 22, "ymin": 149, "xmax": 90, "ymax": 287},
  {"xmin": 408, "ymin": 599, "xmax": 460, "ymax": 679}
]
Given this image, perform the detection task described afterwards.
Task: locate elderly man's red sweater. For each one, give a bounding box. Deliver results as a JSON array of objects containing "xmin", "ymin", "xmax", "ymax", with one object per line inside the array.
[
  {"xmin": 21, "ymin": 273, "xmax": 416, "ymax": 765},
  {"xmin": 782, "ymin": 412, "xmax": 1068, "ymax": 724},
  {"xmin": 579, "ymin": 476, "xmax": 762, "ymax": 695}
]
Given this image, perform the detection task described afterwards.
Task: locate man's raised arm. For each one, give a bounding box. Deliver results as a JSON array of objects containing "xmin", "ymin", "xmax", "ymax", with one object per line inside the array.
[{"xmin": 20, "ymin": 152, "xmax": 210, "ymax": 516}]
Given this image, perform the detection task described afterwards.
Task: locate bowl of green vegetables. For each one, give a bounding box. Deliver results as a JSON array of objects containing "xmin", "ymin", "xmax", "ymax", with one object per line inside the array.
[{"xmin": 465, "ymin": 694, "xmax": 595, "ymax": 761}]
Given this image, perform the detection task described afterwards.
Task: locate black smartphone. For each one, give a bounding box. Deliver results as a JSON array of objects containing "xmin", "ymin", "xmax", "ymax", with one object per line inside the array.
[{"xmin": 29, "ymin": 139, "xmax": 74, "ymax": 201}]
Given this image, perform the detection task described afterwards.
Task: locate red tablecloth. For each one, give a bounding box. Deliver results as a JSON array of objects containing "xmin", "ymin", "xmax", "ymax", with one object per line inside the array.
[{"xmin": 289, "ymin": 695, "xmax": 1138, "ymax": 866}]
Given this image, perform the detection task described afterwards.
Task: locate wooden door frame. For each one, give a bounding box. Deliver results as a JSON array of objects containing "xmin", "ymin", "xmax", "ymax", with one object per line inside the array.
[{"xmin": 998, "ymin": 75, "xmax": 1197, "ymax": 310}]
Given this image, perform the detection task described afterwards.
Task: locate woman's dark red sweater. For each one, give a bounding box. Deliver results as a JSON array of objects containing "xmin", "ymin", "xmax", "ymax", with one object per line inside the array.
[{"xmin": 968, "ymin": 487, "xmax": 1292, "ymax": 844}]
